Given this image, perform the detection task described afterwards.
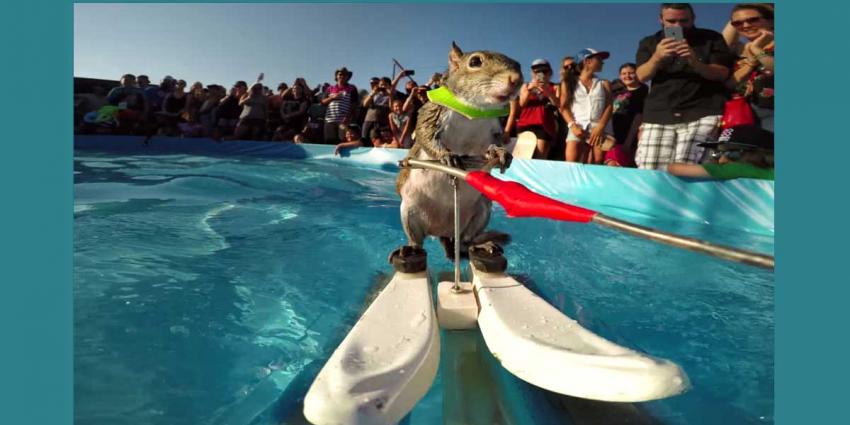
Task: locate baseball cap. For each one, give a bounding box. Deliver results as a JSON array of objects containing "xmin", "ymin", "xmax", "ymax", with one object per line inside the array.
[
  {"xmin": 698, "ymin": 126, "xmax": 774, "ymax": 151},
  {"xmin": 530, "ymin": 58, "xmax": 551, "ymax": 69},
  {"xmin": 575, "ymin": 48, "xmax": 610, "ymax": 63}
]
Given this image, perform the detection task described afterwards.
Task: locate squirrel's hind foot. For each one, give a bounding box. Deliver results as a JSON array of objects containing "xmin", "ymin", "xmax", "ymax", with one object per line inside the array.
[
  {"xmin": 389, "ymin": 245, "xmax": 428, "ymax": 273},
  {"xmin": 469, "ymin": 240, "xmax": 508, "ymax": 273}
]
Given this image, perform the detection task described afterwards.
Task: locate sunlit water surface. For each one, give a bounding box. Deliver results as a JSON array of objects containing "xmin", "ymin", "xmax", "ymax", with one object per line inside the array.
[{"xmin": 74, "ymin": 153, "xmax": 773, "ymax": 425}]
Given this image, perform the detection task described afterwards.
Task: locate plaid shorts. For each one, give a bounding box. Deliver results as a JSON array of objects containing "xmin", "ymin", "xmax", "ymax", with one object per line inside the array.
[{"xmin": 635, "ymin": 115, "xmax": 721, "ymax": 170}]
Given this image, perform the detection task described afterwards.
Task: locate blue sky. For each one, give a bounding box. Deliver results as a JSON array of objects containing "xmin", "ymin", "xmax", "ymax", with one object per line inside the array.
[{"xmin": 74, "ymin": 3, "xmax": 737, "ymax": 90}]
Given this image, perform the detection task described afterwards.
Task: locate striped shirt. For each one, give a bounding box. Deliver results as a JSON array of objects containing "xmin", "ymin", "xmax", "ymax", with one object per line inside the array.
[{"xmin": 325, "ymin": 84, "xmax": 358, "ymax": 123}]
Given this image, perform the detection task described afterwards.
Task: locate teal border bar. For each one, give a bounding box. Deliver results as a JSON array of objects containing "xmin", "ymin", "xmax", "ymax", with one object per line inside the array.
[
  {"xmin": 7, "ymin": 1, "xmax": 837, "ymax": 424},
  {"xmin": 775, "ymin": 1, "xmax": 843, "ymax": 424},
  {"xmin": 1, "ymin": 0, "xmax": 73, "ymax": 424}
]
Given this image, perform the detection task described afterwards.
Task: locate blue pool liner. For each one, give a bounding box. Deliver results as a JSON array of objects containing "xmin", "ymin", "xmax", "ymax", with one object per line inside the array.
[
  {"xmin": 76, "ymin": 135, "xmax": 774, "ymax": 241},
  {"xmin": 75, "ymin": 135, "xmax": 775, "ymax": 424}
]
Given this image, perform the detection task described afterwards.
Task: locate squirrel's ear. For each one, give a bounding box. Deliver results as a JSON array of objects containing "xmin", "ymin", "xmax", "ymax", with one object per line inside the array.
[{"xmin": 449, "ymin": 42, "xmax": 463, "ymax": 72}]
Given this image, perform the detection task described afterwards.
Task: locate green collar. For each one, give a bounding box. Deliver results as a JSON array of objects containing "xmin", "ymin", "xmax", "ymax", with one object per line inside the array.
[{"xmin": 426, "ymin": 86, "xmax": 509, "ymax": 120}]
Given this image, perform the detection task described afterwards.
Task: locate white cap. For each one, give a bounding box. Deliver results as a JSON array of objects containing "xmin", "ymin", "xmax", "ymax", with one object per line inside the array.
[{"xmin": 530, "ymin": 58, "xmax": 550, "ymax": 68}]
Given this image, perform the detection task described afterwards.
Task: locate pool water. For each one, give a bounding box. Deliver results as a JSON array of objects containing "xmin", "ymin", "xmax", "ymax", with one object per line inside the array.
[{"xmin": 74, "ymin": 152, "xmax": 773, "ymax": 425}]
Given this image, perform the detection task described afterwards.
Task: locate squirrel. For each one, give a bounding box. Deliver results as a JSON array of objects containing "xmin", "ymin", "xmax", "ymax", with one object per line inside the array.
[{"xmin": 391, "ymin": 42, "xmax": 523, "ymax": 270}]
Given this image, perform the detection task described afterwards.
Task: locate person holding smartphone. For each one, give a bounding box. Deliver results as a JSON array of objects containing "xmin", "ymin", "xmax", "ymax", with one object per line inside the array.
[
  {"xmin": 362, "ymin": 77, "xmax": 392, "ymax": 146},
  {"xmin": 516, "ymin": 59, "xmax": 560, "ymax": 159},
  {"xmin": 633, "ymin": 3, "xmax": 734, "ymax": 170}
]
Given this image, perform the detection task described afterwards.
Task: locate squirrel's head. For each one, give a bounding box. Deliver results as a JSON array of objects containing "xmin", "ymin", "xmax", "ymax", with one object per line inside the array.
[{"xmin": 444, "ymin": 42, "xmax": 523, "ymax": 108}]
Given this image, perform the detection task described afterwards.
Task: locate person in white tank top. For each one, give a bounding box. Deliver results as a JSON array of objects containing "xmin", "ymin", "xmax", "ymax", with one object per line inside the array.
[{"xmin": 559, "ymin": 48, "xmax": 614, "ymax": 164}]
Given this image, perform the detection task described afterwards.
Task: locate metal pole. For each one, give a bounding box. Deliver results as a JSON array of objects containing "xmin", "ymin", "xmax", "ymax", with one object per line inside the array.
[
  {"xmin": 400, "ymin": 159, "xmax": 774, "ymax": 270},
  {"xmin": 452, "ymin": 176, "xmax": 462, "ymax": 291},
  {"xmin": 591, "ymin": 214, "xmax": 775, "ymax": 270},
  {"xmin": 404, "ymin": 159, "xmax": 468, "ymax": 179}
]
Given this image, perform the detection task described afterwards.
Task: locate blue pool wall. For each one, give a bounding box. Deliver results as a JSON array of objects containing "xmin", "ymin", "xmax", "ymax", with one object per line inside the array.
[{"xmin": 75, "ymin": 135, "xmax": 775, "ymax": 241}]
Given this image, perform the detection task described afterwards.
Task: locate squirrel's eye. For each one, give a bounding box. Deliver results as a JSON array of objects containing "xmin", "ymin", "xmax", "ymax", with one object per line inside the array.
[{"xmin": 468, "ymin": 56, "xmax": 483, "ymax": 68}]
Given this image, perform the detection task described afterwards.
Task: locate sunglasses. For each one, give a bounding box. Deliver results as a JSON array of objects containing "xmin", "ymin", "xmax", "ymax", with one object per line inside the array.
[
  {"xmin": 731, "ymin": 16, "xmax": 762, "ymax": 28},
  {"xmin": 710, "ymin": 149, "xmax": 744, "ymax": 160}
]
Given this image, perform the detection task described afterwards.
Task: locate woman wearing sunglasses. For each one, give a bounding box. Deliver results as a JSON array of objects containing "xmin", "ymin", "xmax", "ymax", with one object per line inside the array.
[{"xmin": 723, "ymin": 3, "xmax": 774, "ymax": 131}]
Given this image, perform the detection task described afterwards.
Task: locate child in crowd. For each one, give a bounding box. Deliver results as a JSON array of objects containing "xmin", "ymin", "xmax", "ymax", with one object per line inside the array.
[
  {"xmin": 603, "ymin": 144, "xmax": 635, "ymax": 167},
  {"xmin": 560, "ymin": 48, "xmax": 614, "ymax": 164},
  {"xmin": 372, "ymin": 127, "xmax": 399, "ymax": 149},
  {"xmin": 334, "ymin": 125, "xmax": 364, "ymax": 155},
  {"xmin": 388, "ymin": 99, "xmax": 413, "ymax": 149},
  {"xmin": 666, "ymin": 125, "xmax": 774, "ymax": 180}
]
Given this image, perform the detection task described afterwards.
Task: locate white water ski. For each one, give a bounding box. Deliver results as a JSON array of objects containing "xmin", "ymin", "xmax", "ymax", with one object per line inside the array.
[
  {"xmin": 472, "ymin": 265, "xmax": 690, "ymax": 402},
  {"xmin": 303, "ymin": 271, "xmax": 440, "ymax": 425}
]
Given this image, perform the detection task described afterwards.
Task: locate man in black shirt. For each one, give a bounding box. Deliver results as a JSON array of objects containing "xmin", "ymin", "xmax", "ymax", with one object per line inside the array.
[{"xmin": 635, "ymin": 3, "xmax": 734, "ymax": 169}]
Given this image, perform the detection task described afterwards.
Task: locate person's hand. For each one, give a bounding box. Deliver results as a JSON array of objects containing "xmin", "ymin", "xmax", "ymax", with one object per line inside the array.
[
  {"xmin": 529, "ymin": 80, "xmax": 545, "ymax": 94},
  {"xmin": 501, "ymin": 132, "xmax": 512, "ymax": 145},
  {"xmin": 751, "ymin": 29, "xmax": 774, "ymax": 49},
  {"xmin": 653, "ymin": 38, "xmax": 680, "ymax": 61},
  {"xmin": 540, "ymin": 82, "xmax": 555, "ymax": 97},
  {"xmin": 588, "ymin": 127, "xmax": 605, "ymax": 146},
  {"xmin": 334, "ymin": 144, "xmax": 343, "ymax": 156},
  {"xmin": 570, "ymin": 124, "xmax": 585, "ymax": 138},
  {"xmin": 675, "ymin": 41, "xmax": 699, "ymax": 67},
  {"xmin": 741, "ymin": 43, "xmax": 761, "ymax": 66}
]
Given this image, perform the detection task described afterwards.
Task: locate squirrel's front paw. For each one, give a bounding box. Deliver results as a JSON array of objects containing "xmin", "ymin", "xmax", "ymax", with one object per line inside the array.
[
  {"xmin": 485, "ymin": 144, "xmax": 512, "ymax": 174},
  {"xmin": 438, "ymin": 150, "xmax": 463, "ymax": 169}
]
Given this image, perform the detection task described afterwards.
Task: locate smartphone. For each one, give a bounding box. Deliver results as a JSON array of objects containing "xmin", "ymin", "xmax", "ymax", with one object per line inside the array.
[
  {"xmin": 535, "ymin": 72, "xmax": 545, "ymax": 82},
  {"xmin": 256, "ymin": 72, "xmax": 264, "ymax": 83},
  {"xmin": 402, "ymin": 69, "xmax": 415, "ymax": 76},
  {"xmin": 664, "ymin": 26, "xmax": 684, "ymax": 41}
]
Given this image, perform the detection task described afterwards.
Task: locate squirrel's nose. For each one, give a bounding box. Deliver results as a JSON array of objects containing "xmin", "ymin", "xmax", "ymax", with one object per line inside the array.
[{"xmin": 507, "ymin": 73, "xmax": 522, "ymax": 89}]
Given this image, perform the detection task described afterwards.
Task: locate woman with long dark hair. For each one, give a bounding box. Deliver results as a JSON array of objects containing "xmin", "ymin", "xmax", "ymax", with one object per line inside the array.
[{"xmin": 559, "ymin": 49, "xmax": 614, "ymax": 164}]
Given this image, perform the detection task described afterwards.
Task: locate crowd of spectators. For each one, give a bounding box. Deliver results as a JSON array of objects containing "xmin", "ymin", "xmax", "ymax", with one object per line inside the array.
[
  {"xmin": 74, "ymin": 66, "xmax": 439, "ymax": 149},
  {"xmin": 74, "ymin": 3, "xmax": 774, "ymax": 181}
]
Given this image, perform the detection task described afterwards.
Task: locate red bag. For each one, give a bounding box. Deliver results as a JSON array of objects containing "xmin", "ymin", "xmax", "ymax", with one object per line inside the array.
[{"xmin": 721, "ymin": 95, "xmax": 755, "ymax": 129}]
